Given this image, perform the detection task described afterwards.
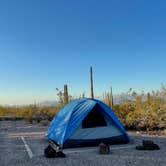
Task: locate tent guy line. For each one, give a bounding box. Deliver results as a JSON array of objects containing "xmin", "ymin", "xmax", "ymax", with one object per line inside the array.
[{"xmin": 21, "ymin": 136, "xmax": 34, "ymax": 159}]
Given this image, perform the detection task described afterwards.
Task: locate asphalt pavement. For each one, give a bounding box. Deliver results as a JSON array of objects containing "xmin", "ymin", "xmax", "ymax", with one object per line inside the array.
[{"xmin": 0, "ymin": 120, "xmax": 165, "ymax": 166}]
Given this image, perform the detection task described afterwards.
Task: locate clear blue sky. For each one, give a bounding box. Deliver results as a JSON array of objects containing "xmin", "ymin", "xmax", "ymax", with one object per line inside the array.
[{"xmin": 0, "ymin": 0, "xmax": 166, "ymax": 104}]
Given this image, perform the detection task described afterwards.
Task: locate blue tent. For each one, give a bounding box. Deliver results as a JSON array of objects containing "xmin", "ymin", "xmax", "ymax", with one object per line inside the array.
[{"xmin": 46, "ymin": 98, "xmax": 129, "ymax": 148}]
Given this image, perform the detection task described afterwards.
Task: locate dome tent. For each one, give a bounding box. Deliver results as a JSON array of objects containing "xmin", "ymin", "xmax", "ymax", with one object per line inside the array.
[{"xmin": 46, "ymin": 98, "xmax": 129, "ymax": 148}]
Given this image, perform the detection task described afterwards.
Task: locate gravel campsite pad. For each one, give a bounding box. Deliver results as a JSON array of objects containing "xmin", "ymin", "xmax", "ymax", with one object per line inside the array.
[{"xmin": 0, "ymin": 120, "xmax": 165, "ymax": 166}]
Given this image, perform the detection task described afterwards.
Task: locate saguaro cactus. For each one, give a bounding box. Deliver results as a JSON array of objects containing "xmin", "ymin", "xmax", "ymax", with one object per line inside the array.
[
  {"xmin": 64, "ymin": 84, "xmax": 69, "ymax": 105},
  {"xmin": 103, "ymin": 86, "xmax": 114, "ymax": 109},
  {"xmin": 110, "ymin": 86, "xmax": 114, "ymax": 109},
  {"xmin": 90, "ymin": 66, "xmax": 94, "ymax": 98}
]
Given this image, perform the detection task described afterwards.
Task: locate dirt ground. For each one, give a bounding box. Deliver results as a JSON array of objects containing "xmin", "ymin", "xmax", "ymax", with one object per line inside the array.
[{"xmin": 0, "ymin": 120, "xmax": 165, "ymax": 166}]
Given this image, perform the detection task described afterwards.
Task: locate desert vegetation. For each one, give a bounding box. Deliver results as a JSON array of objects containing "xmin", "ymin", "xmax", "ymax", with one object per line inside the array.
[
  {"xmin": 0, "ymin": 85, "xmax": 166, "ymax": 133},
  {"xmin": 104, "ymin": 85, "xmax": 166, "ymax": 132}
]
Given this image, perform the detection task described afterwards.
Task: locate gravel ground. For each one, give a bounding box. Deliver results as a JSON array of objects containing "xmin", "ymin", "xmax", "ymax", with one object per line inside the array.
[{"xmin": 0, "ymin": 120, "xmax": 165, "ymax": 166}]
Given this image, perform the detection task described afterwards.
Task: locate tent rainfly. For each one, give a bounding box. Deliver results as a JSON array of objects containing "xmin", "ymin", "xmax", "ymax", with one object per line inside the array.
[{"xmin": 46, "ymin": 98, "xmax": 129, "ymax": 148}]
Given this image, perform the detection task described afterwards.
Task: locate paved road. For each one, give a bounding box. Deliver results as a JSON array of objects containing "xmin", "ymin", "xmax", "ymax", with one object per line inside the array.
[{"xmin": 0, "ymin": 120, "xmax": 166, "ymax": 166}]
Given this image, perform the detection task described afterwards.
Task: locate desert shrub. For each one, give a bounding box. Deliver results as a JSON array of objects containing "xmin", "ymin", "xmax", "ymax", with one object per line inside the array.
[
  {"xmin": 0, "ymin": 104, "xmax": 61, "ymax": 123},
  {"xmin": 104, "ymin": 85, "xmax": 166, "ymax": 131},
  {"xmin": 32, "ymin": 106, "xmax": 60, "ymax": 122},
  {"xmin": 0, "ymin": 106, "xmax": 6, "ymax": 116}
]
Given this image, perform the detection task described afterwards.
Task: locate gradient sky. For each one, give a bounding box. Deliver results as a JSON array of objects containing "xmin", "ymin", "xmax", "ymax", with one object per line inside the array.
[{"xmin": 0, "ymin": 0, "xmax": 166, "ymax": 105}]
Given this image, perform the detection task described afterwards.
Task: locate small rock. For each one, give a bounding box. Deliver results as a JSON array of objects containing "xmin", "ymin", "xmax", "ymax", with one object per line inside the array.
[
  {"xmin": 44, "ymin": 145, "xmax": 57, "ymax": 158},
  {"xmin": 99, "ymin": 142, "xmax": 110, "ymax": 154},
  {"xmin": 44, "ymin": 145, "xmax": 66, "ymax": 158},
  {"xmin": 40, "ymin": 120, "xmax": 49, "ymax": 126},
  {"xmin": 136, "ymin": 140, "xmax": 160, "ymax": 150}
]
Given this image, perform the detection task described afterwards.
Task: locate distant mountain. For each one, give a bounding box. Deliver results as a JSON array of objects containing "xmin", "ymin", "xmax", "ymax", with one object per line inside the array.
[
  {"xmin": 0, "ymin": 94, "xmax": 132, "ymax": 108},
  {"xmin": 37, "ymin": 100, "xmax": 58, "ymax": 107},
  {"xmin": 0, "ymin": 100, "xmax": 58, "ymax": 107}
]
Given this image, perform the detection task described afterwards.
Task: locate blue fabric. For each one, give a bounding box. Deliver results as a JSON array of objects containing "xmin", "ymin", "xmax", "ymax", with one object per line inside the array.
[{"xmin": 46, "ymin": 98, "xmax": 129, "ymax": 145}]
